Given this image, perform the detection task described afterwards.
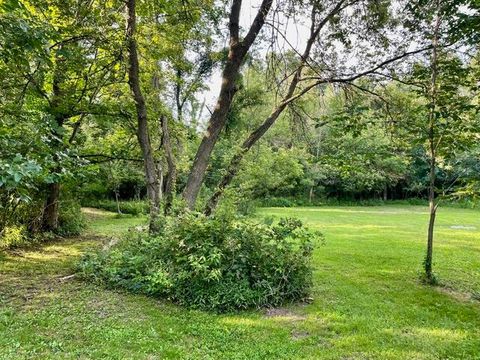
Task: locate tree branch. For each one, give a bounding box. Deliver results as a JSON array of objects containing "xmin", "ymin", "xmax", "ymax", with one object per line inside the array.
[{"xmin": 242, "ymin": 0, "xmax": 273, "ymax": 49}]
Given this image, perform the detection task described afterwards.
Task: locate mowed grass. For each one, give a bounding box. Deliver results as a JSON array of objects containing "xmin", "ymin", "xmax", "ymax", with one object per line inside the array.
[{"xmin": 0, "ymin": 205, "xmax": 479, "ymax": 359}]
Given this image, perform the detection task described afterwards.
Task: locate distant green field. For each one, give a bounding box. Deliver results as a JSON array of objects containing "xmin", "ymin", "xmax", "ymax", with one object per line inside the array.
[{"xmin": 1, "ymin": 206, "xmax": 479, "ymax": 359}]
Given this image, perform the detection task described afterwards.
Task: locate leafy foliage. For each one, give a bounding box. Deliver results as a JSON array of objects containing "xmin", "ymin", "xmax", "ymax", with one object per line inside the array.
[
  {"xmin": 0, "ymin": 225, "xmax": 27, "ymax": 249},
  {"xmin": 0, "ymin": 154, "xmax": 42, "ymax": 231},
  {"xmin": 79, "ymin": 213, "xmax": 321, "ymax": 312},
  {"xmin": 57, "ymin": 201, "xmax": 87, "ymax": 237}
]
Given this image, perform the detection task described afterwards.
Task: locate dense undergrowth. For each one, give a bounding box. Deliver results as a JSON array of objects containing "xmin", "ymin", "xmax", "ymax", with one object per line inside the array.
[
  {"xmin": 79, "ymin": 213, "xmax": 321, "ymax": 312},
  {"xmin": 0, "ymin": 200, "xmax": 86, "ymax": 249}
]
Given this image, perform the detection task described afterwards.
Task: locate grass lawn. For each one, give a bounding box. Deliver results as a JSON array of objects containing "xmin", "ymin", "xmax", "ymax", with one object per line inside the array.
[{"xmin": 1, "ymin": 205, "xmax": 479, "ymax": 359}]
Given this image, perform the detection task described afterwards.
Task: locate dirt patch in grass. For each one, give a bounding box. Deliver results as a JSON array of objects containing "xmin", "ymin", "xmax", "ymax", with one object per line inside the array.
[
  {"xmin": 437, "ymin": 285, "xmax": 480, "ymax": 304},
  {"xmin": 449, "ymin": 225, "xmax": 477, "ymax": 230},
  {"xmin": 291, "ymin": 329, "xmax": 310, "ymax": 340},
  {"xmin": 264, "ymin": 307, "xmax": 307, "ymax": 321},
  {"xmin": 82, "ymin": 207, "xmax": 117, "ymax": 219}
]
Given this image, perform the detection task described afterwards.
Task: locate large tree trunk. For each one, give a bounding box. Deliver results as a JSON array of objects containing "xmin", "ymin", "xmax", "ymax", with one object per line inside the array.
[
  {"xmin": 182, "ymin": 0, "xmax": 273, "ymax": 209},
  {"xmin": 181, "ymin": 61, "xmax": 240, "ymax": 209},
  {"xmin": 126, "ymin": 0, "xmax": 161, "ymax": 233},
  {"xmin": 43, "ymin": 182, "xmax": 60, "ymax": 230},
  {"xmin": 42, "ymin": 57, "xmax": 65, "ymax": 231}
]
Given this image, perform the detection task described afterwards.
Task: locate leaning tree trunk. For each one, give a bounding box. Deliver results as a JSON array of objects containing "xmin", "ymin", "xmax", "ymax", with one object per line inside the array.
[
  {"xmin": 181, "ymin": 59, "xmax": 241, "ymax": 209},
  {"xmin": 182, "ymin": 0, "xmax": 273, "ymax": 209},
  {"xmin": 204, "ymin": 105, "xmax": 287, "ymax": 215},
  {"xmin": 126, "ymin": 0, "xmax": 161, "ymax": 233}
]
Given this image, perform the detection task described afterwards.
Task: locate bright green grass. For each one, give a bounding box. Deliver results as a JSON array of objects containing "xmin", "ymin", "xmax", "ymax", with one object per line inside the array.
[{"xmin": 1, "ymin": 205, "xmax": 479, "ymax": 359}]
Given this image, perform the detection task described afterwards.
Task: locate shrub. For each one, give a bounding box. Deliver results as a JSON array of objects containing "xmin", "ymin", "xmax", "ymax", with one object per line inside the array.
[
  {"xmin": 0, "ymin": 225, "xmax": 28, "ymax": 249},
  {"xmin": 79, "ymin": 213, "xmax": 321, "ymax": 312},
  {"xmin": 57, "ymin": 201, "xmax": 87, "ymax": 237}
]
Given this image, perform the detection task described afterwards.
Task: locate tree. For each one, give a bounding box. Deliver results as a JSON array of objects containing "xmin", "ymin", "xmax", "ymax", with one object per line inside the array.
[
  {"xmin": 1, "ymin": 0, "xmax": 124, "ymax": 230},
  {"xmin": 182, "ymin": 0, "xmax": 273, "ymax": 209},
  {"xmin": 401, "ymin": 0, "xmax": 480, "ymax": 283},
  {"xmin": 413, "ymin": 52, "xmax": 478, "ymax": 282},
  {"xmin": 203, "ymin": 0, "xmax": 435, "ymax": 215},
  {"xmin": 125, "ymin": 0, "xmax": 163, "ymax": 233},
  {"xmin": 124, "ymin": 0, "xmax": 217, "ymax": 228}
]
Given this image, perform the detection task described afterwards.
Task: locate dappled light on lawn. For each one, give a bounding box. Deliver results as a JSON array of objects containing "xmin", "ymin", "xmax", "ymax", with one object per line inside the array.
[{"xmin": 1, "ymin": 206, "xmax": 479, "ymax": 359}]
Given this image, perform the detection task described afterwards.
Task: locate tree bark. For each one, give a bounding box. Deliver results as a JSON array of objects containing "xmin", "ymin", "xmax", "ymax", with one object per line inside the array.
[
  {"xmin": 175, "ymin": 68, "xmax": 183, "ymax": 122},
  {"xmin": 42, "ymin": 52, "xmax": 65, "ymax": 231},
  {"xmin": 126, "ymin": 0, "xmax": 161, "ymax": 233},
  {"xmin": 43, "ymin": 182, "xmax": 60, "ymax": 230},
  {"xmin": 182, "ymin": 0, "xmax": 273, "ymax": 209},
  {"xmin": 115, "ymin": 189, "xmax": 122, "ymax": 214}
]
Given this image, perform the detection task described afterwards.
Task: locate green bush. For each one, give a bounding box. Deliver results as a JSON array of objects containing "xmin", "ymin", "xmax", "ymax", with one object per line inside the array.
[
  {"xmin": 79, "ymin": 213, "xmax": 321, "ymax": 312},
  {"xmin": 0, "ymin": 201, "xmax": 86, "ymax": 249},
  {"xmin": 0, "ymin": 225, "xmax": 28, "ymax": 249},
  {"xmin": 57, "ymin": 201, "xmax": 87, "ymax": 237}
]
